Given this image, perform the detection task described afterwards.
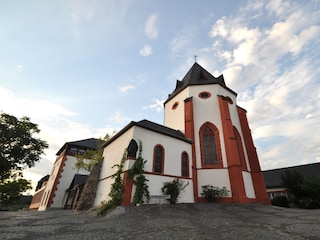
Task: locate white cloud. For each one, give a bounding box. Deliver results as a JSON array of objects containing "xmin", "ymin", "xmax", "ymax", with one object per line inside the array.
[
  {"xmin": 139, "ymin": 44, "xmax": 152, "ymax": 56},
  {"xmin": 118, "ymin": 84, "xmax": 136, "ymax": 93},
  {"xmin": 129, "ymin": 74, "xmax": 146, "ymax": 85},
  {"xmin": 0, "ymin": 87, "xmax": 76, "ymax": 120},
  {"xmin": 0, "ymin": 86, "xmax": 114, "ymax": 193},
  {"xmin": 109, "ymin": 112, "xmax": 131, "ymax": 124},
  {"xmin": 209, "ymin": 17, "xmax": 229, "ymax": 38},
  {"xmin": 265, "ymin": 0, "xmax": 291, "ymax": 17},
  {"xmin": 145, "ymin": 13, "xmax": 159, "ymax": 39},
  {"xmin": 208, "ymin": 1, "xmax": 320, "ymax": 169},
  {"xmin": 143, "ymin": 98, "xmax": 164, "ymax": 112},
  {"xmin": 16, "ymin": 64, "xmax": 24, "ymax": 71},
  {"xmin": 62, "ymin": 0, "xmax": 130, "ymax": 37},
  {"xmin": 170, "ymin": 30, "xmax": 194, "ymax": 57}
]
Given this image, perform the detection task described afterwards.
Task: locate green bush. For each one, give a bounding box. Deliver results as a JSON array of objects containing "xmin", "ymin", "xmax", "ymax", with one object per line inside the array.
[
  {"xmin": 127, "ymin": 141, "xmax": 150, "ymax": 205},
  {"xmin": 162, "ymin": 179, "xmax": 183, "ymax": 204},
  {"xmin": 96, "ymin": 149, "xmax": 126, "ymax": 216},
  {"xmin": 281, "ymin": 171, "xmax": 320, "ymax": 209},
  {"xmin": 298, "ymin": 198, "xmax": 320, "ymax": 209},
  {"xmin": 271, "ymin": 196, "xmax": 289, "ymax": 208},
  {"xmin": 201, "ymin": 185, "xmax": 229, "ymax": 202}
]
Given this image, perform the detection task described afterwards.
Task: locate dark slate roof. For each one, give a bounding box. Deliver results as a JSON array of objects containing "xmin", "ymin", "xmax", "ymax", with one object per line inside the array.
[
  {"xmin": 165, "ymin": 62, "xmax": 237, "ymax": 104},
  {"xmin": 35, "ymin": 175, "xmax": 50, "ymax": 191},
  {"xmin": 56, "ymin": 138, "xmax": 106, "ymax": 155},
  {"xmin": 103, "ymin": 119, "xmax": 192, "ymax": 147},
  {"xmin": 67, "ymin": 174, "xmax": 88, "ymax": 190},
  {"xmin": 263, "ymin": 162, "xmax": 320, "ymax": 188}
]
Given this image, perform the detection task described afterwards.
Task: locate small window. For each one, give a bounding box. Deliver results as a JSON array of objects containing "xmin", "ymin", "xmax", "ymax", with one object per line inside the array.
[
  {"xmin": 199, "ymin": 91, "xmax": 211, "ymax": 99},
  {"xmin": 222, "ymin": 95, "xmax": 233, "ymax": 104},
  {"xmin": 233, "ymin": 127, "xmax": 247, "ymax": 171},
  {"xmin": 69, "ymin": 147, "xmax": 78, "ymax": 155},
  {"xmin": 172, "ymin": 102, "xmax": 179, "ymax": 110},
  {"xmin": 127, "ymin": 139, "xmax": 138, "ymax": 159},
  {"xmin": 78, "ymin": 149, "xmax": 86, "ymax": 155},
  {"xmin": 153, "ymin": 145, "xmax": 164, "ymax": 173},
  {"xmin": 181, "ymin": 152, "xmax": 189, "ymax": 177}
]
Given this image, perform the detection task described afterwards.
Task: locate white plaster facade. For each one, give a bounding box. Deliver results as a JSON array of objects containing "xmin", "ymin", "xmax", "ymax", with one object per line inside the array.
[
  {"xmin": 94, "ymin": 62, "xmax": 269, "ymax": 206},
  {"xmin": 32, "ymin": 138, "xmax": 104, "ymax": 211}
]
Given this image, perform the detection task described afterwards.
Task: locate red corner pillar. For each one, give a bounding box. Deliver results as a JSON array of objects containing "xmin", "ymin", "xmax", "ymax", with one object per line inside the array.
[
  {"xmin": 237, "ymin": 107, "xmax": 270, "ymax": 204},
  {"xmin": 122, "ymin": 171, "xmax": 134, "ymax": 205},
  {"xmin": 184, "ymin": 97, "xmax": 199, "ymax": 202},
  {"xmin": 218, "ymin": 96, "xmax": 248, "ymax": 203}
]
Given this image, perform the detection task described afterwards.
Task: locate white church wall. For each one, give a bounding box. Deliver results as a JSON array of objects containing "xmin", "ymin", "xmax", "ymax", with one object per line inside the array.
[
  {"xmin": 189, "ymin": 85, "xmax": 228, "ymax": 168},
  {"xmin": 164, "ymin": 88, "xmax": 189, "ymax": 132},
  {"xmin": 99, "ymin": 128, "xmax": 134, "ymax": 180},
  {"xmin": 242, "ymin": 171, "xmax": 256, "ymax": 198},
  {"xmin": 50, "ymin": 155, "xmax": 89, "ymax": 209},
  {"xmin": 94, "ymin": 176, "xmax": 116, "ymax": 206},
  {"xmin": 145, "ymin": 174, "xmax": 194, "ymax": 203},
  {"xmin": 94, "ymin": 125, "xmax": 193, "ymax": 206},
  {"xmin": 38, "ymin": 156, "xmax": 62, "ymax": 211},
  {"xmin": 94, "ymin": 128, "xmax": 134, "ymax": 206},
  {"xmin": 197, "ymin": 169, "xmax": 232, "ymax": 197},
  {"xmin": 39, "ymin": 154, "xmax": 90, "ymax": 211},
  {"xmin": 134, "ymin": 126, "xmax": 192, "ymax": 177}
]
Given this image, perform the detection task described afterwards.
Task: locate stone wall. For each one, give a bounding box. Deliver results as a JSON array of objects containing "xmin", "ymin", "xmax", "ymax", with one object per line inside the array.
[{"xmin": 75, "ymin": 159, "xmax": 103, "ymax": 211}]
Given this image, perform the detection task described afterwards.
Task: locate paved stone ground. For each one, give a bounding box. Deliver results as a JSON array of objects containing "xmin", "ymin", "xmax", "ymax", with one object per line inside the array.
[{"xmin": 0, "ymin": 203, "xmax": 319, "ymax": 240}]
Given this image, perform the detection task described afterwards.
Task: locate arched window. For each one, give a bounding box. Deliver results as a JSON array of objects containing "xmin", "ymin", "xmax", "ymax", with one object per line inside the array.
[
  {"xmin": 153, "ymin": 145, "xmax": 164, "ymax": 173},
  {"xmin": 127, "ymin": 139, "xmax": 138, "ymax": 159},
  {"xmin": 233, "ymin": 127, "xmax": 247, "ymax": 171},
  {"xmin": 181, "ymin": 152, "xmax": 189, "ymax": 177},
  {"xmin": 199, "ymin": 122, "xmax": 222, "ymax": 168}
]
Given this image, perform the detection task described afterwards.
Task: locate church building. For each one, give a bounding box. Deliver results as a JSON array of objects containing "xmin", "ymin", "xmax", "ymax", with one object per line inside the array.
[{"xmin": 93, "ymin": 63, "xmax": 269, "ymax": 206}]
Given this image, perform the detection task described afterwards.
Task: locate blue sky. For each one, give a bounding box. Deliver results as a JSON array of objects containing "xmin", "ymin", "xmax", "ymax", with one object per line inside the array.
[{"xmin": 0, "ymin": 0, "xmax": 319, "ymax": 193}]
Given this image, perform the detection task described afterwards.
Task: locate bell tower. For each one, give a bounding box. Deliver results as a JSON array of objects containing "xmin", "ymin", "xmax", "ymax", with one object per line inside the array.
[{"xmin": 164, "ymin": 62, "xmax": 269, "ymax": 204}]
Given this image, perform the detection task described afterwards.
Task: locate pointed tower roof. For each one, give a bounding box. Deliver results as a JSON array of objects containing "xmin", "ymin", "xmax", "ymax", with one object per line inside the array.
[{"xmin": 165, "ymin": 62, "xmax": 236, "ymax": 103}]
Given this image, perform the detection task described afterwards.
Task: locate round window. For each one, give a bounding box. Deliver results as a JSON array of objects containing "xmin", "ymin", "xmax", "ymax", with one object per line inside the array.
[
  {"xmin": 172, "ymin": 102, "xmax": 179, "ymax": 110},
  {"xmin": 199, "ymin": 91, "xmax": 211, "ymax": 99}
]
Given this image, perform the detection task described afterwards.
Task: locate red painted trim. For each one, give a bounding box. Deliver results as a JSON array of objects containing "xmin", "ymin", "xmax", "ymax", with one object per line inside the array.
[
  {"xmin": 199, "ymin": 122, "xmax": 223, "ymax": 169},
  {"xmin": 198, "ymin": 196, "xmax": 233, "ymax": 203},
  {"xmin": 233, "ymin": 126, "xmax": 248, "ymax": 171},
  {"xmin": 122, "ymin": 171, "xmax": 134, "ymax": 205},
  {"xmin": 237, "ymin": 106, "xmax": 270, "ymax": 204},
  {"xmin": 153, "ymin": 144, "xmax": 165, "ymax": 174},
  {"xmin": 144, "ymin": 171, "xmax": 192, "ymax": 180},
  {"xmin": 184, "ymin": 97, "xmax": 199, "ymax": 202},
  {"xmin": 181, "ymin": 151, "xmax": 190, "ymax": 177},
  {"xmin": 218, "ymin": 96, "xmax": 248, "ymax": 203},
  {"xmin": 46, "ymin": 155, "xmax": 67, "ymax": 208}
]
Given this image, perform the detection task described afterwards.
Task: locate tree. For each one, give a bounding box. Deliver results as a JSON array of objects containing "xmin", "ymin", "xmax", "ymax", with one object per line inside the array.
[
  {"xmin": 0, "ymin": 112, "xmax": 48, "ymax": 209},
  {"xmin": 281, "ymin": 170, "xmax": 320, "ymax": 209},
  {"xmin": 281, "ymin": 170, "xmax": 304, "ymax": 202},
  {"xmin": 0, "ymin": 178, "xmax": 32, "ymax": 208},
  {"xmin": 0, "ymin": 112, "xmax": 48, "ymax": 181},
  {"xmin": 74, "ymin": 148, "xmax": 103, "ymax": 172}
]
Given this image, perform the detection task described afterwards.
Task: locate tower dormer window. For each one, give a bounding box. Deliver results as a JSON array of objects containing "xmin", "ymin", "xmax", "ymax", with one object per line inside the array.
[
  {"xmin": 199, "ymin": 91, "xmax": 211, "ymax": 99},
  {"xmin": 172, "ymin": 102, "xmax": 179, "ymax": 110}
]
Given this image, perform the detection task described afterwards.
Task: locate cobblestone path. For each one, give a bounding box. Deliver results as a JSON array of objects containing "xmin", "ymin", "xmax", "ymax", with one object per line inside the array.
[{"xmin": 0, "ymin": 203, "xmax": 319, "ymax": 239}]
